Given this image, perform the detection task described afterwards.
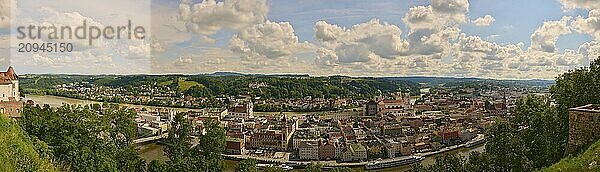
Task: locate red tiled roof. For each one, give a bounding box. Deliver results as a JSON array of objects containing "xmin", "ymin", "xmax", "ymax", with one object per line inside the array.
[{"xmin": 0, "ymin": 66, "xmax": 17, "ymax": 84}]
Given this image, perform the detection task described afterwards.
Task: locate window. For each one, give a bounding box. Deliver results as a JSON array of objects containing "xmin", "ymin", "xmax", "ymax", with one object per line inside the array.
[{"xmin": 590, "ymin": 115, "xmax": 594, "ymax": 122}]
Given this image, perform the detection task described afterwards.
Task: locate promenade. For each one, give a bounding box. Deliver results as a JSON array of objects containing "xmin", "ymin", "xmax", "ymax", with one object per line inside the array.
[{"xmin": 223, "ymin": 134, "xmax": 486, "ymax": 168}]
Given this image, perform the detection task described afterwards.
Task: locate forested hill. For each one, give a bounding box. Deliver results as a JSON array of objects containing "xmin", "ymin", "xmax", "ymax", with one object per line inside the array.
[
  {"xmin": 20, "ymin": 74, "xmax": 421, "ymax": 99},
  {"xmin": 386, "ymin": 76, "xmax": 555, "ymax": 89}
]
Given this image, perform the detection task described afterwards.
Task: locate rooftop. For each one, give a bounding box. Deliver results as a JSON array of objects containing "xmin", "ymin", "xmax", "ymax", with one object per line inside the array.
[
  {"xmin": 0, "ymin": 66, "xmax": 17, "ymax": 84},
  {"xmin": 570, "ymin": 104, "xmax": 600, "ymax": 113}
]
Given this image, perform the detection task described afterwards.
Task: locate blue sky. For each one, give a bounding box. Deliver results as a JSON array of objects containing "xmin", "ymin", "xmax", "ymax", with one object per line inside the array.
[
  {"xmin": 4, "ymin": 0, "xmax": 600, "ymax": 79},
  {"xmin": 192, "ymin": 0, "xmax": 591, "ymax": 50},
  {"xmin": 267, "ymin": 0, "xmax": 590, "ymax": 51}
]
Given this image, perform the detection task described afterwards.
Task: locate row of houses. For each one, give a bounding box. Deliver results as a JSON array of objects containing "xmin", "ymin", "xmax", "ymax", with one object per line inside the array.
[{"xmin": 297, "ymin": 140, "xmax": 367, "ymax": 162}]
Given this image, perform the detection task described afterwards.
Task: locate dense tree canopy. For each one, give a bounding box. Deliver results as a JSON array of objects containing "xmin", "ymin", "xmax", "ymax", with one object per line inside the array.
[{"xmin": 19, "ymin": 104, "xmax": 146, "ymax": 172}]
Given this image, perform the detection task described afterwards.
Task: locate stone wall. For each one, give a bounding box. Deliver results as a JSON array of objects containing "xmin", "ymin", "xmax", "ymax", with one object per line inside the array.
[
  {"xmin": 566, "ymin": 107, "xmax": 600, "ymax": 154},
  {"xmin": 0, "ymin": 100, "xmax": 23, "ymax": 118}
]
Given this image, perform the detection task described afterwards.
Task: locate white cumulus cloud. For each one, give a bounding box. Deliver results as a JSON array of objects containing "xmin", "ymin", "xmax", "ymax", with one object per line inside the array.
[
  {"xmin": 472, "ymin": 15, "xmax": 495, "ymax": 26},
  {"xmin": 178, "ymin": 0, "xmax": 268, "ymax": 35},
  {"xmin": 572, "ymin": 10, "xmax": 600, "ymax": 41},
  {"xmin": 229, "ymin": 21, "xmax": 313, "ymax": 60},
  {"xmin": 314, "ymin": 19, "xmax": 410, "ymax": 66},
  {"xmin": 0, "ymin": 0, "xmax": 12, "ymax": 29},
  {"xmin": 530, "ymin": 16, "xmax": 572, "ymax": 52},
  {"xmin": 559, "ymin": 0, "xmax": 600, "ymax": 10}
]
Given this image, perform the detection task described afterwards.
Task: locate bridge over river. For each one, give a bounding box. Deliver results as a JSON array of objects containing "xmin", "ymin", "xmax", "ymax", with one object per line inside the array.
[{"xmin": 135, "ymin": 133, "xmax": 168, "ymax": 144}]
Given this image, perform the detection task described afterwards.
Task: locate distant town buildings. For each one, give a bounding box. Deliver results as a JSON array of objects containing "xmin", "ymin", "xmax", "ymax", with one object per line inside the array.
[
  {"xmin": 38, "ymin": 74, "xmax": 538, "ymax": 164},
  {"xmin": 225, "ymin": 137, "xmax": 246, "ymax": 155},
  {"xmin": 228, "ymin": 102, "xmax": 254, "ymax": 119},
  {"xmin": 567, "ymin": 104, "xmax": 600, "ymax": 154},
  {"xmin": 298, "ymin": 141, "xmax": 319, "ymax": 160}
]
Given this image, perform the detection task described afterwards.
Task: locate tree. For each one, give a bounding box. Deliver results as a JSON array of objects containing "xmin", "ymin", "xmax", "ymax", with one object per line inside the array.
[
  {"xmin": 463, "ymin": 152, "xmax": 493, "ymax": 172},
  {"xmin": 550, "ymin": 58, "xmax": 600, "ymax": 154},
  {"xmin": 147, "ymin": 160, "xmax": 169, "ymax": 172},
  {"xmin": 164, "ymin": 113, "xmax": 199, "ymax": 171},
  {"xmin": 18, "ymin": 104, "xmax": 146, "ymax": 172},
  {"xmin": 236, "ymin": 159, "xmax": 258, "ymax": 172},
  {"xmin": 330, "ymin": 167, "xmax": 353, "ymax": 172},
  {"xmin": 306, "ymin": 162, "xmax": 324, "ymax": 172},
  {"xmin": 162, "ymin": 113, "xmax": 227, "ymax": 172},
  {"xmin": 197, "ymin": 119, "xmax": 226, "ymax": 171}
]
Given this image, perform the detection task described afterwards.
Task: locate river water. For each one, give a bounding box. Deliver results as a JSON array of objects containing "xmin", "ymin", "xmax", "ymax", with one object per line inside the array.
[
  {"xmin": 25, "ymin": 94, "xmax": 486, "ymax": 171},
  {"xmin": 24, "ymin": 94, "xmax": 201, "ymax": 112}
]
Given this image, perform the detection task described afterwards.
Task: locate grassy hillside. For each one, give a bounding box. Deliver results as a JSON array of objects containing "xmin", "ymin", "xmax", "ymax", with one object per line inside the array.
[
  {"xmin": 0, "ymin": 116, "xmax": 58, "ymax": 172},
  {"xmin": 177, "ymin": 78, "xmax": 202, "ymax": 91},
  {"xmin": 542, "ymin": 140, "xmax": 600, "ymax": 171}
]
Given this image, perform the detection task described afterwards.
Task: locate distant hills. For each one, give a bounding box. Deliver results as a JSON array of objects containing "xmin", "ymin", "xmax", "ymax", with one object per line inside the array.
[{"xmin": 20, "ymin": 73, "xmax": 556, "ymax": 93}]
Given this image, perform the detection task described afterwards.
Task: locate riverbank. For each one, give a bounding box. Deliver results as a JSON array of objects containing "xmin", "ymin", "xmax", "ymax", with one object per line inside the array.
[
  {"xmin": 220, "ymin": 135, "xmax": 485, "ymax": 170},
  {"xmin": 24, "ymin": 94, "xmax": 203, "ymax": 112},
  {"xmin": 137, "ymin": 142, "xmax": 485, "ymax": 172}
]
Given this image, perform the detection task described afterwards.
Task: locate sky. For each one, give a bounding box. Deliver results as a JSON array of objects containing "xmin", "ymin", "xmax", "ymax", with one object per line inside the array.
[{"xmin": 2, "ymin": 0, "xmax": 600, "ymax": 79}]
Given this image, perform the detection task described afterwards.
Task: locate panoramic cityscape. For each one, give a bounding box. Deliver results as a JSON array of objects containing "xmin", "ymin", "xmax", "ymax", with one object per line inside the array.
[{"xmin": 1, "ymin": 0, "xmax": 600, "ymax": 172}]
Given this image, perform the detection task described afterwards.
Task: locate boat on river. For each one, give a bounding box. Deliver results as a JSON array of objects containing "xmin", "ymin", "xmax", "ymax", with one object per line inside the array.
[{"xmin": 365, "ymin": 155, "xmax": 425, "ymax": 170}]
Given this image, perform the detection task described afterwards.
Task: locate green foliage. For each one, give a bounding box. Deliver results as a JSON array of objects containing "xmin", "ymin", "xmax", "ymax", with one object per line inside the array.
[
  {"xmin": 330, "ymin": 167, "xmax": 354, "ymax": 172},
  {"xmin": 147, "ymin": 160, "xmax": 169, "ymax": 172},
  {"xmin": 306, "ymin": 162, "xmax": 324, "ymax": 172},
  {"xmin": 19, "ymin": 104, "xmax": 146, "ymax": 172},
  {"xmin": 21, "ymin": 75, "xmax": 420, "ymax": 100},
  {"xmin": 0, "ymin": 116, "xmax": 58, "ymax": 172},
  {"xmin": 550, "ymin": 59, "xmax": 600, "ymax": 154},
  {"xmin": 236, "ymin": 159, "xmax": 258, "ymax": 172},
  {"xmin": 164, "ymin": 113, "xmax": 227, "ymax": 172},
  {"xmin": 542, "ymin": 139, "xmax": 600, "ymax": 171},
  {"xmin": 485, "ymin": 95, "xmax": 564, "ymax": 171},
  {"xmin": 177, "ymin": 78, "xmax": 202, "ymax": 91},
  {"xmin": 551, "ymin": 59, "xmax": 600, "ymax": 113}
]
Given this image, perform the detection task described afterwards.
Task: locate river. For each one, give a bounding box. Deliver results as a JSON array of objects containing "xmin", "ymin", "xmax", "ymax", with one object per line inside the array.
[
  {"xmin": 24, "ymin": 94, "xmax": 201, "ymax": 112},
  {"xmin": 25, "ymin": 94, "xmax": 486, "ymax": 171}
]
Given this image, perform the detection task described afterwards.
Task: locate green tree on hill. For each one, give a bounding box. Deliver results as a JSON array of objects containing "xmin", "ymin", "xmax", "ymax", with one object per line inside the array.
[
  {"xmin": 236, "ymin": 159, "xmax": 258, "ymax": 172},
  {"xmin": 551, "ymin": 58, "xmax": 600, "ymax": 154},
  {"xmin": 18, "ymin": 104, "xmax": 145, "ymax": 172},
  {"xmin": 164, "ymin": 113, "xmax": 227, "ymax": 171}
]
